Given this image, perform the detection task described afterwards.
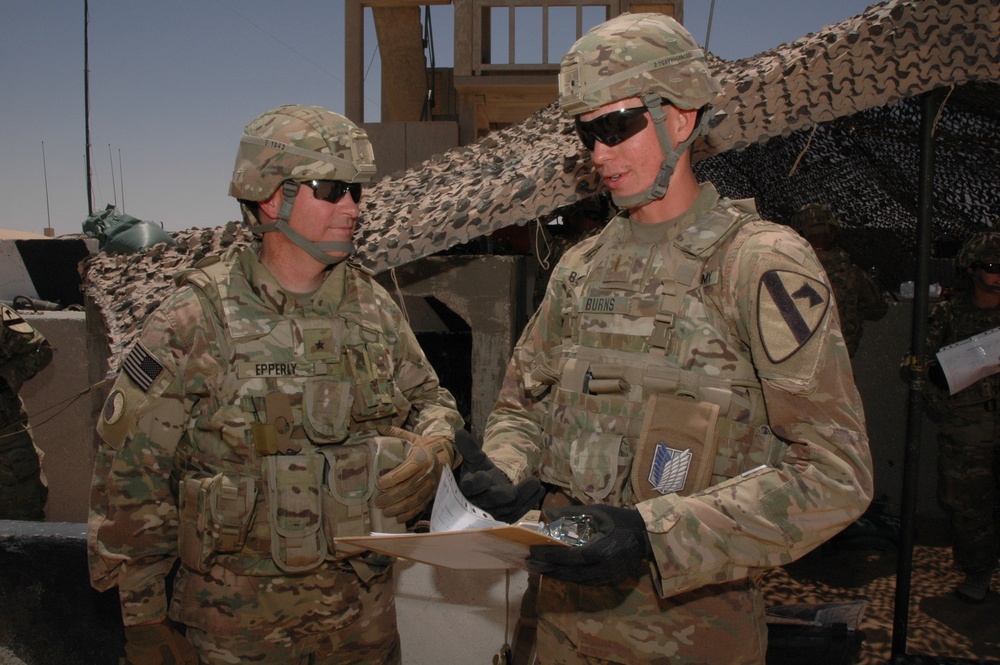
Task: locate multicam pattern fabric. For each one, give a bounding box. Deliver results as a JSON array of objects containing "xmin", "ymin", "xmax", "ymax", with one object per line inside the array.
[
  {"xmin": 229, "ymin": 105, "xmax": 377, "ymax": 203},
  {"xmin": 483, "ymin": 184, "xmax": 873, "ymax": 663},
  {"xmin": 88, "ymin": 243, "xmax": 462, "ymax": 660},
  {"xmin": 813, "ymin": 246, "xmax": 887, "ymax": 358},
  {"xmin": 0, "ymin": 303, "xmax": 52, "ymax": 521},
  {"xmin": 178, "ymin": 565, "xmax": 401, "ymax": 664},
  {"xmin": 924, "ymin": 292, "xmax": 1000, "ymax": 576},
  {"xmin": 924, "ymin": 294, "xmax": 1000, "ymax": 416},
  {"xmin": 955, "ymin": 231, "xmax": 1000, "ymax": 270},
  {"xmin": 557, "ymin": 12, "xmax": 720, "ymax": 116},
  {"xmin": 788, "ymin": 202, "xmax": 886, "ymax": 357},
  {"xmin": 791, "ymin": 203, "xmax": 840, "ymax": 238}
]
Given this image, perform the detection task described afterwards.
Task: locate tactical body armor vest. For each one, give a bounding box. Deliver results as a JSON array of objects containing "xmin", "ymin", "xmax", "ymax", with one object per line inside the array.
[
  {"xmin": 171, "ymin": 255, "xmax": 409, "ymax": 577},
  {"xmin": 530, "ymin": 199, "xmax": 782, "ymax": 507}
]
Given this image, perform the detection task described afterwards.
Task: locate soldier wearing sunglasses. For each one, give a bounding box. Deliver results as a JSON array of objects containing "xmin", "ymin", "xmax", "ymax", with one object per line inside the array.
[
  {"xmin": 89, "ymin": 105, "xmax": 463, "ymax": 664},
  {"xmin": 457, "ymin": 13, "xmax": 873, "ymax": 664},
  {"xmin": 924, "ymin": 232, "xmax": 1000, "ymax": 604}
]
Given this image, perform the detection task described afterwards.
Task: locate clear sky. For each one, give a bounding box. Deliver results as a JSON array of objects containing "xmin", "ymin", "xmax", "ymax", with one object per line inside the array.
[{"xmin": 1, "ymin": 0, "xmax": 877, "ymax": 237}]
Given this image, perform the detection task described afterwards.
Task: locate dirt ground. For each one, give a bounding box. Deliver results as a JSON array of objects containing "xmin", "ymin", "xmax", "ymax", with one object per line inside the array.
[{"xmin": 761, "ymin": 519, "xmax": 1000, "ymax": 664}]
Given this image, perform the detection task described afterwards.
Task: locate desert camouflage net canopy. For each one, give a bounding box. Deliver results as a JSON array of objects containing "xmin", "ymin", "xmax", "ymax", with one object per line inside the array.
[
  {"xmin": 84, "ymin": 0, "xmax": 999, "ymax": 375},
  {"xmin": 356, "ymin": 0, "xmax": 999, "ymax": 273}
]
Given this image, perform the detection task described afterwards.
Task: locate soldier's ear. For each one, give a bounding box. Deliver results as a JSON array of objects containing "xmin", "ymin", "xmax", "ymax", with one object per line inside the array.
[
  {"xmin": 669, "ymin": 106, "xmax": 699, "ymax": 144},
  {"xmin": 258, "ymin": 188, "xmax": 283, "ymax": 221}
]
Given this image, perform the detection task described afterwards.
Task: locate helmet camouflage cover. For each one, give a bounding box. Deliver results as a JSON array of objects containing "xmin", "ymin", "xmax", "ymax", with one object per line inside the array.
[
  {"xmin": 558, "ymin": 12, "xmax": 721, "ymax": 116},
  {"xmin": 956, "ymin": 232, "xmax": 1000, "ymax": 269},
  {"xmin": 791, "ymin": 203, "xmax": 841, "ymax": 237},
  {"xmin": 228, "ymin": 104, "xmax": 377, "ymax": 204}
]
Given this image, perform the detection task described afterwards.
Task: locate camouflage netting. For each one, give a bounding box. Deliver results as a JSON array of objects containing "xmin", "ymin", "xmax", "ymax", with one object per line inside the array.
[
  {"xmin": 83, "ymin": 0, "xmax": 999, "ymax": 374},
  {"xmin": 696, "ymin": 80, "xmax": 1000, "ymax": 292}
]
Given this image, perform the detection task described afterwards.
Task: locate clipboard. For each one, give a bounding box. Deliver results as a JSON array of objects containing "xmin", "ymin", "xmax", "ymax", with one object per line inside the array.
[
  {"xmin": 335, "ymin": 467, "xmax": 565, "ymax": 570},
  {"xmin": 936, "ymin": 325, "xmax": 1000, "ymax": 394},
  {"xmin": 337, "ymin": 524, "xmax": 565, "ymax": 570}
]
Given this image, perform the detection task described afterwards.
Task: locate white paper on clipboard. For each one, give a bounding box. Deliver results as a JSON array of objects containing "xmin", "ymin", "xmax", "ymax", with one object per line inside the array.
[
  {"xmin": 335, "ymin": 470, "xmax": 565, "ymax": 570},
  {"xmin": 935, "ymin": 325, "xmax": 1000, "ymax": 394}
]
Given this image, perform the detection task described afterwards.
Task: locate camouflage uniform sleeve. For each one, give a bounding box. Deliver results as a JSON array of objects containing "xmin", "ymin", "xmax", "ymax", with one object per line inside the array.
[
  {"xmin": 638, "ymin": 226, "xmax": 874, "ymax": 598},
  {"xmin": 88, "ymin": 289, "xmax": 213, "ymax": 625},
  {"xmin": 925, "ymin": 299, "xmax": 954, "ymax": 355},
  {"xmin": 854, "ymin": 266, "xmax": 888, "ymax": 322},
  {"xmin": 482, "ymin": 252, "xmax": 579, "ymax": 483},
  {"xmin": 373, "ymin": 283, "xmax": 464, "ymax": 438},
  {"xmin": 920, "ymin": 299, "xmax": 956, "ymax": 417},
  {"xmin": 0, "ymin": 304, "xmax": 54, "ymax": 395}
]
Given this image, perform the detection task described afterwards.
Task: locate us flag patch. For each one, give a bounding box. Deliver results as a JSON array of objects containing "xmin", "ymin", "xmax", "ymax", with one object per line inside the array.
[{"xmin": 123, "ymin": 343, "xmax": 163, "ymax": 392}]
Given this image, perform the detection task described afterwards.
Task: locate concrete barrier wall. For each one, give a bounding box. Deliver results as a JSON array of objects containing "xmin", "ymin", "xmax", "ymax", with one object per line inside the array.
[
  {"xmin": 19, "ymin": 311, "xmax": 95, "ymax": 523},
  {"xmin": 0, "ymin": 522, "xmax": 123, "ymax": 665}
]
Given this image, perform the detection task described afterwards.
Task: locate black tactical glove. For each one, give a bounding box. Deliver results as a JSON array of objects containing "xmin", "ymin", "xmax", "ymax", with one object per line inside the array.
[
  {"xmin": 926, "ymin": 358, "xmax": 950, "ymax": 391},
  {"xmin": 528, "ymin": 504, "xmax": 652, "ymax": 586},
  {"xmin": 454, "ymin": 429, "xmax": 545, "ymax": 523},
  {"xmin": 123, "ymin": 621, "xmax": 197, "ymax": 665}
]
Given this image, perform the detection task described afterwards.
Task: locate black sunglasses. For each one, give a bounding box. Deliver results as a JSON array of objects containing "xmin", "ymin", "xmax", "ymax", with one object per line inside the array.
[
  {"xmin": 305, "ymin": 180, "xmax": 362, "ymax": 205},
  {"xmin": 973, "ymin": 261, "xmax": 1000, "ymax": 274},
  {"xmin": 575, "ymin": 107, "xmax": 649, "ymax": 151}
]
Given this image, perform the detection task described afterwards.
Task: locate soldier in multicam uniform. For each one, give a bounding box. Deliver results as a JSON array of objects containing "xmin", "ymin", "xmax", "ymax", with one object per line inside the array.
[
  {"xmin": 455, "ymin": 14, "xmax": 873, "ymax": 664},
  {"xmin": 791, "ymin": 203, "xmax": 887, "ymax": 358},
  {"xmin": 89, "ymin": 105, "xmax": 463, "ymax": 664},
  {"xmin": 0, "ymin": 302, "xmax": 52, "ymax": 520},
  {"xmin": 923, "ymin": 232, "xmax": 1000, "ymax": 604}
]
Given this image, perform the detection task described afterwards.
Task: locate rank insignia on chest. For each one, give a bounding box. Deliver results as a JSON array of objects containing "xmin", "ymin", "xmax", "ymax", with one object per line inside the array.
[
  {"xmin": 648, "ymin": 443, "xmax": 692, "ymax": 495},
  {"xmin": 757, "ymin": 269, "xmax": 830, "ymax": 363},
  {"xmin": 304, "ymin": 328, "xmax": 339, "ymax": 360}
]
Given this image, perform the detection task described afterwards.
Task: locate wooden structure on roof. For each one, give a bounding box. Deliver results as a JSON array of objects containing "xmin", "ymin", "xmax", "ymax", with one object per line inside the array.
[{"xmin": 345, "ymin": 0, "xmax": 682, "ymax": 144}]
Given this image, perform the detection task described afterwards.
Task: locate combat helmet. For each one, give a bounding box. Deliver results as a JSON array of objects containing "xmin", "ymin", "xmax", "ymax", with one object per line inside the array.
[
  {"xmin": 791, "ymin": 203, "xmax": 841, "ymax": 239},
  {"xmin": 956, "ymin": 232, "xmax": 1000, "ymax": 271},
  {"xmin": 558, "ymin": 13, "xmax": 721, "ymax": 209},
  {"xmin": 229, "ymin": 104, "xmax": 377, "ymax": 264}
]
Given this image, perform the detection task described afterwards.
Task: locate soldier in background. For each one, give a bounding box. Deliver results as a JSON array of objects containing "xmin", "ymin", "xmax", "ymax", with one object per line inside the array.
[
  {"xmin": 924, "ymin": 232, "xmax": 1000, "ymax": 603},
  {"xmin": 456, "ymin": 13, "xmax": 873, "ymax": 664},
  {"xmin": 792, "ymin": 203, "xmax": 887, "ymax": 357},
  {"xmin": 89, "ymin": 105, "xmax": 463, "ymax": 664},
  {"xmin": 0, "ymin": 302, "xmax": 52, "ymax": 520}
]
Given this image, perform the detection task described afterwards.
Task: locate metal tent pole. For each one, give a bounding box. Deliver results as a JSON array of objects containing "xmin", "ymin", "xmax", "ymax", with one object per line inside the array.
[{"xmin": 891, "ymin": 85, "xmax": 948, "ymax": 663}]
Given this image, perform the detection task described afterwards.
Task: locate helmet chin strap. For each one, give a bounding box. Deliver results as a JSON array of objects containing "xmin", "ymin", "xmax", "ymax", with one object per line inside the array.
[
  {"xmin": 609, "ymin": 93, "xmax": 713, "ymax": 211},
  {"xmin": 252, "ymin": 181, "xmax": 354, "ymax": 266}
]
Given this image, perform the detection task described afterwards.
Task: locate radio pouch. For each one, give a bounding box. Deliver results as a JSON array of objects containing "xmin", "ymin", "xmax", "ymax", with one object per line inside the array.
[{"xmin": 178, "ymin": 472, "xmax": 257, "ymax": 573}]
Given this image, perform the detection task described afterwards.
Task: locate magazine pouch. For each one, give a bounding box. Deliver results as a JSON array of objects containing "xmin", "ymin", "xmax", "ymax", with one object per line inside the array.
[{"xmin": 266, "ymin": 454, "xmax": 327, "ymax": 573}]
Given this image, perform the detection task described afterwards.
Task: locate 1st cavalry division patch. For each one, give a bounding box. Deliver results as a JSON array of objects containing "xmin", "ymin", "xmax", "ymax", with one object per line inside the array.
[{"xmin": 757, "ymin": 269, "xmax": 829, "ymax": 363}]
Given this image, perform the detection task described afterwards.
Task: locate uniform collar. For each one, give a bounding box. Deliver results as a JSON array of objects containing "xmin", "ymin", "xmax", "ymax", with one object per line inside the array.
[
  {"xmin": 242, "ymin": 248, "xmax": 348, "ymax": 316},
  {"xmin": 626, "ymin": 183, "xmax": 720, "ymax": 245}
]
